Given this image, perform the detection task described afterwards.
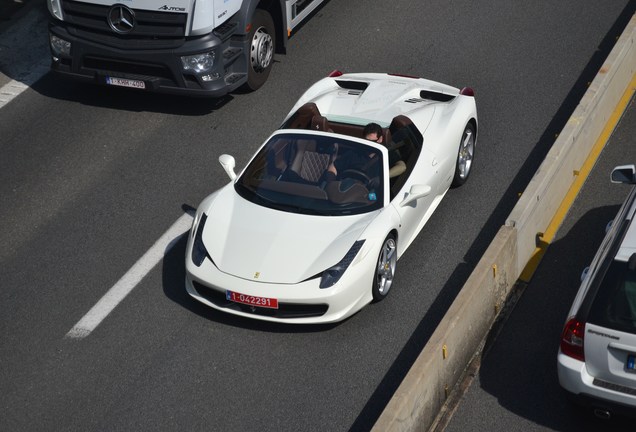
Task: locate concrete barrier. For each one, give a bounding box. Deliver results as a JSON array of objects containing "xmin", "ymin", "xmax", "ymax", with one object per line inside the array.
[
  {"xmin": 372, "ymin": 13, "xmax": 636, "ymax": 432},
  {"xmin": 508, "ymin": 14, "xmax": 636, "ymax": 273}
]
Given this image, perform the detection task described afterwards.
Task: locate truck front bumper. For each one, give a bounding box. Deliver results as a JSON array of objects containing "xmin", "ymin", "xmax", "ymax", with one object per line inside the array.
[{"xmin": 49, "ymin": 23, "xmax": 248, "ymax": 98}]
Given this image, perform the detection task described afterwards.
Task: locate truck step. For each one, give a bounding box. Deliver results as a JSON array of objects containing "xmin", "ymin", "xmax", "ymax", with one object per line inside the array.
[
  {"xmin": 214, "ymin": 21, "xmax": 238, "ymax": 42},
  {"xmin": 223, "ymin": 47, "xmax": 242, "ymax": 62},
  {"xmin": 225, "ymin": 73, "xmax": 246, "ymax": 85}
]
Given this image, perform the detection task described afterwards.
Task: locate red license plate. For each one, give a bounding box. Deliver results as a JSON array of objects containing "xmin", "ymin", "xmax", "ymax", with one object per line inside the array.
[{"xmin": 226, "ymin": 290, "xmax": 278, "ymax": 309}]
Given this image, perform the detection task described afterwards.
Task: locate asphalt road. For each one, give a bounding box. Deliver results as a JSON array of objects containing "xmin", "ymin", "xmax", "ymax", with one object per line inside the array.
[{"xmin": 1, "ymin": 1, "xmax": 635, "ymax": 431}]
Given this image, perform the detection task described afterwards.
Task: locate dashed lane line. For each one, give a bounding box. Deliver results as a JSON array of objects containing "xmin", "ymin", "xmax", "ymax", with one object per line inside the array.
[{"xmin": 66, "ymin": 213, "xmax": 193, "ymax": 339}]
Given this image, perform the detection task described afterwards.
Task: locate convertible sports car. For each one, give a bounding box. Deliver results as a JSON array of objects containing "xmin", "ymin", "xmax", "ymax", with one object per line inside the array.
[{"xmin": 185, "ymin": 71, "xmax": 478, "ymax": 323}]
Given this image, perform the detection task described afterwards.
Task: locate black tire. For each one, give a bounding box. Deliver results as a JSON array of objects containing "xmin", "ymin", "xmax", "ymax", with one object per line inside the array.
[
  {"xmin": 244, "ymin": 9, "xmax": 275, "ymax": 91},
  {"xmin": 451, "ymin": 122, "xmax": 476, "ymax": 187},
  {"xmin": 372, "ymin": 234, "xmax": 397, "ymax": 302}
]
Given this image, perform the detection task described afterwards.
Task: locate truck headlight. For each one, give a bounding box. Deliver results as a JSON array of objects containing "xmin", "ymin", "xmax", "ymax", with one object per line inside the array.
[
  {"xmin": 48, "ymin": 0, "xmax": 64, "ymax": 20},
  {"xmin": 181, "ymin": 52, "xmax": 215, "ymax": 74},
  {"xmin": 50, "ymin": 34, "xmax": 71, "ymax": 57}
]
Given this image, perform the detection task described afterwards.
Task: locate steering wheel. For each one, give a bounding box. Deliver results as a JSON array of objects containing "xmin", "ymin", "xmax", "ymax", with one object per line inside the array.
[{"xmin": 341, "ymin": 169, "xmax": 371, "ymax": 184}]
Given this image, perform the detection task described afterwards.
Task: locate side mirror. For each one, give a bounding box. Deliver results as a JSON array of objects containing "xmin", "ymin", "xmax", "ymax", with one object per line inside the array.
[
  {"xmin": 611, "ymin": 164, "xmax": 636, "ymax": 184},
  {"xmin": 219, "ymin": 154, "xmax": 237, "ymax": 180},
  {"xmin": 400, "ymin": 184, "xmax": 431, "ymax": 207}
]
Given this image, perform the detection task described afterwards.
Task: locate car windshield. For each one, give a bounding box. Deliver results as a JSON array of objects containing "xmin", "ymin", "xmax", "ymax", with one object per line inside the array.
[
  {"xmin": 588, "ymin": 259, "xmax": 636, "ymax": 334},
  {"xmin": 235, "ymin": 132, "xmax": 384, "ymax": 216}
]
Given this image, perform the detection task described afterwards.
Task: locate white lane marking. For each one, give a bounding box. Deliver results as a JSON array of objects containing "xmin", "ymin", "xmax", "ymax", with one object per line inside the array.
[
  {"xmin": 0, "ymin": 65, "xmax": 49, "ymax": 109},
  {"xmin": 0, "ymin": 5, "xmax": 50, "ymax": 109},
  {"xmin": 66, "ymin": 213, "xmax": 194, "ymax": 339},
  {"xmin": 0, "ymin": 80, "xmax": 29, "ymax": 109}
]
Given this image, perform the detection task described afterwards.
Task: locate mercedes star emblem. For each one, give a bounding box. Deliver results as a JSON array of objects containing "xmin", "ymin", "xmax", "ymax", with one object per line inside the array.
[{"xmin": 107, "ymin": 5, "xmax": 135, "ymax": 34}]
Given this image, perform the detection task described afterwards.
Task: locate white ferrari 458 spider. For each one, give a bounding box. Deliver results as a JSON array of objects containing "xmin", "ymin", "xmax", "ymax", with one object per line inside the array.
[{"xmin": 185, "ymin": 72, "xmax": 478, "ymax": 324}]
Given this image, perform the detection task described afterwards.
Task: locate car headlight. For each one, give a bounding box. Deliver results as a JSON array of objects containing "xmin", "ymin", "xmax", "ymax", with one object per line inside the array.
[
  {"xmin": 181, "ymin": 52, "xmax": 215, "ymax": 74},
  {"xmin": 191, "ymin": 213, "xmax": 209, "ymax": 267},
  {"xmin": 50, "ymin": 34, "xmax": 71, "ymax": 57},
  {"xmin": 320, "ymin": 240, "xmax": 365, "ymax": 288}
]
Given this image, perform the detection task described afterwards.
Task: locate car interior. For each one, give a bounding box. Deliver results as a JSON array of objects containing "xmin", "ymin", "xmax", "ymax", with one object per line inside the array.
[{"xmin": 281, "ymin": 103, "xmax": 423, "ymax": 200}]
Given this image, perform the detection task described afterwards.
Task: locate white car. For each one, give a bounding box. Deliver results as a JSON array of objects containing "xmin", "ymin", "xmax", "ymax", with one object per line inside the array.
[
  {"xmin": 558, "ymin": 165, "xmax": 636, "ymax": 419},
  {"xmin": 185, "ymin": 72, "xmax": 478, "ymax": 323}
]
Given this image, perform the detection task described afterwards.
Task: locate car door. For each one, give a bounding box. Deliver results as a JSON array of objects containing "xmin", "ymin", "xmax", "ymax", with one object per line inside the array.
[{"xmin": 390, "ymin": 145, "xmax": 442, "ymax": 255}]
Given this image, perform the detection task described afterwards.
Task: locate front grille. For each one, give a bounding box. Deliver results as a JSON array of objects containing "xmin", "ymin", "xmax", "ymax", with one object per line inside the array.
[
  {"xmin": 62, "ymin": 0, "xmax": 187, "ymax": 48},
  {"xmin": 83, "ymin": 56, "xmax": 174, "ymax": 80},
  {"xmin": 192, "ymin": 281, "xmax": 329, "ymax": 319},
  {"xmin": 593, "ymin": 378, "xmax": 636, "ymax": 396}
]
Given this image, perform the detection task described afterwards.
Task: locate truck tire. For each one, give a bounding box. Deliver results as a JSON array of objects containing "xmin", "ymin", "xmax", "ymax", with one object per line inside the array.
[{"xmin": 245, "ymin": 9, "xmax": 275, "ymax": 91}]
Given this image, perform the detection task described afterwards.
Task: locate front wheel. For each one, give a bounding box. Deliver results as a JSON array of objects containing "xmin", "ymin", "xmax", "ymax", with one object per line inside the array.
[
  {"xmin": 451, "ymin": 122, "xmax": 476, "ymax": 187},
  {"xmin": 372, "ymin": 234, "xmax": 397, "ymax": 302},
  {"xmin": 244, "ymin": 9, "xmax": 275, "ymax": 91}
]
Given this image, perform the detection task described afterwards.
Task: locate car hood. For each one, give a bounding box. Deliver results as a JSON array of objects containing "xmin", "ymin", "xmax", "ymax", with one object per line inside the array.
[{"xmin": 201, "ymin": 186, "xmax": 377, "ymax": 284}]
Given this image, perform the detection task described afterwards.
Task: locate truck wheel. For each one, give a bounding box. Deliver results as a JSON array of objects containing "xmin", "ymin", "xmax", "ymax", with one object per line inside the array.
[{"xmin": 245, "ymin": 9, "xmax": 275, "ymax": 91}]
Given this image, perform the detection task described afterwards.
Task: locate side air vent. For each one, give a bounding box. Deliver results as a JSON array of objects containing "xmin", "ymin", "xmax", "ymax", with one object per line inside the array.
[
  {"xmin": 405, "ymin": 98, "xmax": 426, "ymax": 104},
  {"xmin": 419, "ymin": 90, "xmax": 455, "ymax": 102},
  {"xmin": 335, "ymin": 80, "xmax": 369, "ymax": 91}
]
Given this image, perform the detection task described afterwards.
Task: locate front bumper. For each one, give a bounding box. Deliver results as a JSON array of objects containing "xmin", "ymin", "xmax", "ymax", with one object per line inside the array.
[
  {"xmin": 184, "ymin": 248, "xmax": 374, "ymax": 324},
  {"xmin": 48, "ymin": 23, "xmax": 248, "ymax": 97}
]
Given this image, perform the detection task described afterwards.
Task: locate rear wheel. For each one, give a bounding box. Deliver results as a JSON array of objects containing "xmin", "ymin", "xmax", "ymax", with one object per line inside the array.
[
  {"xmin": 372, "ymin": 234, "xmax": 397, "ymax": 301},
  {"xmin": 244, "ymin": 9, "xmax": 275, "ymax": 91},
  {"xmin": 451, "ymin": 122, "xmax": 476, "ymax": 187}
]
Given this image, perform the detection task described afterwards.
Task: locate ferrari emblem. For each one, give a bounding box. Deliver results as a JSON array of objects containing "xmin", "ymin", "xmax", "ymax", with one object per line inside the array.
[{"xmin": 254, "ymin": 272, "xmax": 260, "ymax": 279}]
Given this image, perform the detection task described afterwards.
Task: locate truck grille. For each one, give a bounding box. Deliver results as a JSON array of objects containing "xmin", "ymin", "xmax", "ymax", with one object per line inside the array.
[{"xmin": 61, "ymin": 0, "xmax": 187, "ymax": 48}]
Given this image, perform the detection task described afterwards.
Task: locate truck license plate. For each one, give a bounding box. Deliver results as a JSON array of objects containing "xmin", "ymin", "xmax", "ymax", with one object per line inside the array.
[{"xmin": 106, "ymin": 76, "xmax": 146, "ymax": 89}]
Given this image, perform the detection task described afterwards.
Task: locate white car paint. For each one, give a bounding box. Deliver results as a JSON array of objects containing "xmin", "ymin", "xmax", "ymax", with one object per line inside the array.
[{"xmin": 185, "ymin": 72, "xmax": 478, "ymax": 323}]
